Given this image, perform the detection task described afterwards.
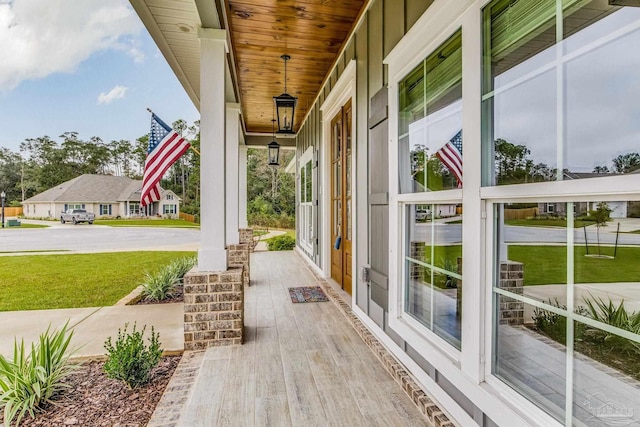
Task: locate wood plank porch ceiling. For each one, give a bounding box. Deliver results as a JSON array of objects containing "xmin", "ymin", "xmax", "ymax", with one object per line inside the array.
[{"xmin": 226, "ymin": 0, "xmax": 366, "ymax": 134}]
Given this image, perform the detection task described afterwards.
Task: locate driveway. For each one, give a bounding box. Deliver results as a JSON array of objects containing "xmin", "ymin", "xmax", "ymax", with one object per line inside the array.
[{"xmin": 0, "ymin": 223, "xmax": 200, "ymax": 253}]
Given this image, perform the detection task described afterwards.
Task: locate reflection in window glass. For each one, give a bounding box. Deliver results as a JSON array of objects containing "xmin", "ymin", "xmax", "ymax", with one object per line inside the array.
[
  {"xmin": 405, "ymin": 203, "xmax": 462, "ymax": 349},
  {"xmin": 399, "ymin": 31, "xmax": 462, "ymax": 193},
  {"xmin": 483, "ymin": 1, "xmax": 640, "ymax": 185},
  {"xmin": 493, "ymin": 199, "xmax": 640, "ymax": 425}
]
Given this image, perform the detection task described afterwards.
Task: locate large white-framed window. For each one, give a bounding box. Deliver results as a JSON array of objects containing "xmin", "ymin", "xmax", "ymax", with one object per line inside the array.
[
  {"xmin": 298, "ymin": 147, "xmax": 314, "ymax": 254},
  {"xmin": 481, "ymin": 1, "xmax": 640, "ymax": 426},
  {"xmin": 393, "ymin": 28, "xmax": 464, "ymax": 355}
]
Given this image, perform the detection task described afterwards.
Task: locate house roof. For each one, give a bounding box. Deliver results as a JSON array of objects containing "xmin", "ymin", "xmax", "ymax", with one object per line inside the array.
[{"xmin": 23, "ymin": 174, "xmax": 166, "ymax": 204}]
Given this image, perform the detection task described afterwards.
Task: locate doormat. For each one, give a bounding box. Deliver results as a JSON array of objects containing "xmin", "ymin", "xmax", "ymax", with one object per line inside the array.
[{"xmin": 288, "ymin": 286, "xmax": 329, "ymax": 303}]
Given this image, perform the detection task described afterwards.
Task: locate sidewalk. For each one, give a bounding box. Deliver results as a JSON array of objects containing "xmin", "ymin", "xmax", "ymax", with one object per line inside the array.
[
  {"xmin": 0, "ymin": 303, "xmax": 184, "ymax": 359},
  {"xmin": 253, "ymin": 229, "xmax": 287, "ymax": 251}
]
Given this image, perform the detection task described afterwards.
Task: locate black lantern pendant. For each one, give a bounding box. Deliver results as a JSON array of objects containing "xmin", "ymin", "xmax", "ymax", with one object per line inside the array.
[
  {"xmin": 274, "ymin": 54, "xmax": 297, "ymax": 134},
  {"xmin": 268, "ymin": 119, "xmax": 280, "ymax": 166}
]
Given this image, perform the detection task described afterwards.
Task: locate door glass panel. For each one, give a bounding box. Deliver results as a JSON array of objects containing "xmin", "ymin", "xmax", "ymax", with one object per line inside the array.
[
  {"xmin": 346, "ymin": 199, "xmax": 352, "ymax": 241},
  {"xmin": 337, "ymin": 161, "xmax": 341, "ymax": 197},
  {"xmin": 346, "ymin": 153, "xmax": 351, "ymax": 196},
  {"xmin": 333, "ymin": 200, "xmax": 339, "ymax": 236},
  {"xmin": 334, "ymin": 121, "xmax": 342, "ymax": 161},
  {"xmin": 346, "ymin": 108, "xmax": 352, "ymax": 151}
]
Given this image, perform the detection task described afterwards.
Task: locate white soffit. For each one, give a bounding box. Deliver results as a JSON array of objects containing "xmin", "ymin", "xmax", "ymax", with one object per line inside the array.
[{"xmin": 130, "ymin": 0, "xmax": 235, "ymax": 110}]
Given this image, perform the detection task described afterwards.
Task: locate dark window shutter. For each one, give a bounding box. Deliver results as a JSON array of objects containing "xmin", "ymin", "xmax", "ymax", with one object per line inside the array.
[
  {"xmin": 82, "ymin": 204, "xmax": 85, "ymax": 209},
  {"xmin": 64, "ymin": 204, "xmax": 68, "ymax": 211},
  {"xmin": 109, "ymin": 205, "xmax": 112, "ymax": 215}
]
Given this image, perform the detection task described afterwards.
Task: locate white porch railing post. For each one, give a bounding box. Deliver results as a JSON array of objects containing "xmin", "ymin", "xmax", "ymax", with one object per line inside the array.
[
  {"xmin": 198, "ymin": 28, "xmax": 228, "ymax": 271},
  {"xmin": 226, "ymin": 103, "xmax": 241, "ymax": 245},
  {"xmin": 239, "ymin": 145, "xmax": 248, "ymax": 229}
]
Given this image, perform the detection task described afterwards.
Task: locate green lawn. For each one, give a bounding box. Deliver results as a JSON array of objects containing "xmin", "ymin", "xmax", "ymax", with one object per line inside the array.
[
  {"xmin": 0, "ymin": 251, "xmax": 194, "ymax": 311},
  {"xmin": 0, "ymin": 250, "xmax": 70, "ymax": 254},
  {"xmin": 506, "ymin": 218, "xmax": 597, "ymax": 228},
  {"xmin": 95, "ymin": 219, "xmax": 199, "ymax": 228},
  {"xmin": 508, "ymin": 245, "xmax": 640, "ymax": 285},
  {"xmin": 2, "ymin": 223, "xmax": 49, "ymax": 229}
]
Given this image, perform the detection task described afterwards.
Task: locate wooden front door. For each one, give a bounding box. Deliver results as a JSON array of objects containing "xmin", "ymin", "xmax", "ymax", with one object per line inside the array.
[{"xmin": 330, "ymin": 99, "xmax": 353, "ymax": 295}]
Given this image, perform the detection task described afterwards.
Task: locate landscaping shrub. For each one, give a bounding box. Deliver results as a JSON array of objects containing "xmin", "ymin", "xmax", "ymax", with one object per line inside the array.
[
  {"xmin": 141, "ymin": 256, "xmax": 196, "ymax": 301},
  {"xmin": 169, "ymin": 255, "xmax": 197, "ymax": 278},
  {"xmin": 267, "ymin": 234, "xmax": 296, "ymax": 251},
  {"xmin": 582, "ymin": 296, "xmax": 640, "ymax": 356},
  {"xmin": 103, "ymin": 323, "xmax": 162, "ymax": 389},
  {"xmin": 0, "ymin": 323, "xmax": 75, "ymax": 426},
  {"xmin": 532, "ymin": 298, "xmax": 569, "ymax": 343}
]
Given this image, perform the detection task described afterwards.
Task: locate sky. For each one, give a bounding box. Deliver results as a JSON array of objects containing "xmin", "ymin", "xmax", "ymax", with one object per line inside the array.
[{"xmin": 0, "ymin": 0, "xmax": 199, "ymax": 153}]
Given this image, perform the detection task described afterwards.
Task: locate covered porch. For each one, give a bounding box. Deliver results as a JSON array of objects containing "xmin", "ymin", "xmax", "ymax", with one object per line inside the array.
[{"xmin": 149, "ymin": 250, "xmax": 450, "ymax": 426}]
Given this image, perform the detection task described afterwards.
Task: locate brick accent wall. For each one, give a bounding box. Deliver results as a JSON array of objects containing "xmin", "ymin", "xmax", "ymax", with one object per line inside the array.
[
  {"xmin": 238, "ymin": 228, "xmax": 253, "ymax": 283},
  {"xmin": 183, "ymin": 267, "xmax": 244, "ymax": 349},
  {"xmin": 239, "ymin": 228, "xmax": 253, "ymax": 245},
  {"xmin": 498, "ymin": 261, "xmax": 524, "ymax": 325},
  {"xmin": 228, "ymin": 243, "xmax": 250, "ymax": 287},
  {"xmin": 409, "ymin": 242, "xmax": 425, "ymax": 280}
]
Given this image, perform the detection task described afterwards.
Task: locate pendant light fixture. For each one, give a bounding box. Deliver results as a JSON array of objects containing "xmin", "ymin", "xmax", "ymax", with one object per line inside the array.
[
  {"xmin": 268, "ymin": 118, "xmax": 280, "ymax": 166},
  {"xmin": 273, "ymin": 54, "xmax": 297, "ymax": 134}
]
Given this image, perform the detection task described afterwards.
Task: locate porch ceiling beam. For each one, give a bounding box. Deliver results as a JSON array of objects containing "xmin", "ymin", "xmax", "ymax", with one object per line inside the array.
[{"xmin": 244, "ymin": 134, "xmax": 296, "ymax": 148}]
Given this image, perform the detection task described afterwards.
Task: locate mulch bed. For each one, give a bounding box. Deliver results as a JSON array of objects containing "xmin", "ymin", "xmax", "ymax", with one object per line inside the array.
[
  {"xmin": 135, "ymin": 285, "xmax": 184, "ymax": 305},
  {"xmin": 14, "ymin": 355, "xmax": 181, "ymax": 427}
]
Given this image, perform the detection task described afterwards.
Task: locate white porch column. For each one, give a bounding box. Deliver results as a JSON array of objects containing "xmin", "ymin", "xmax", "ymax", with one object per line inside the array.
[
  {"xmin": 198, "ymin": 28, "xmax": 228, "ymax": 271},
  {"xmin": 226, "ymin": 103, "xmax": 241, "ymax": 245},
  {"xmin": 239, "ymin": 145, "xmax": 248, "ymax": 229}
]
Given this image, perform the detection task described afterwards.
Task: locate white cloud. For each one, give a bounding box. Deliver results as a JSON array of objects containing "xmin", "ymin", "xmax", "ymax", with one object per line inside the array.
[
  {"xmin": 0, "ymin": 0, "xmax": 143, "ymax": 90},
  {"xmin": 97, "ymin": 85, "xmax": 127, "ymax": 105}
]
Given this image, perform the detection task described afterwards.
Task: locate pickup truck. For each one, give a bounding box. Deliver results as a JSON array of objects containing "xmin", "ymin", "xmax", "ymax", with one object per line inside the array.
[{"xmin": 60, "ymin": 209, "xmax": 95, "ymax": 225}]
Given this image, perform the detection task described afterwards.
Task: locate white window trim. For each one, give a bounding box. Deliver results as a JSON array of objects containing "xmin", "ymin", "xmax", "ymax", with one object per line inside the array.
[
  {"xmin": 299, "ymin": 147, "xmax": 314, "ymax": 254},
  {"xmin": 319, "ymin": 59, "xmax": 356, "ymax": 296}
]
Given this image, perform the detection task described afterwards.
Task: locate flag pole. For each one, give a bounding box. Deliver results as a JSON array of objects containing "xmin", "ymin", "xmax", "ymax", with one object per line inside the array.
[{"xmin": 146, "ymin": 108, "xmax": 200, "ymax": 156}]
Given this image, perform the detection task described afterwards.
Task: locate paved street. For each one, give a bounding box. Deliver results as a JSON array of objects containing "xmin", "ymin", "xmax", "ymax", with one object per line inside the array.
[
  {"xmin": 0, "ymin": 222, "xmax": 200, "ymax": 253},
  {"xmin": 411, "ymin": 219, "xmax": 640, "ymax": 246}
]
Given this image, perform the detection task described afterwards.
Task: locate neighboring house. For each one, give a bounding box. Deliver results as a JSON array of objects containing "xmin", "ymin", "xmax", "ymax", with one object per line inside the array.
[
  {"xmin": 133, "ymin": 1, "xmax": 640, "ymax": 426},
  {"xmin": 540, "ymin": 171, "xmax": 630, "ymax": 218},
  {"xmin": 22, "ymin": 174, "xmax": 180, "ymax": 219}
]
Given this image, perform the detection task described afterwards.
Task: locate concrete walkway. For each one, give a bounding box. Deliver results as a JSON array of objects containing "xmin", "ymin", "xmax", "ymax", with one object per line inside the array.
[
  {"xmin": 0, "ymin": 303, "xmax": 184, "ymax": 359},
  {"xmin": 253, "ymin": 229, "xmax": 287, "ymax": 251}
]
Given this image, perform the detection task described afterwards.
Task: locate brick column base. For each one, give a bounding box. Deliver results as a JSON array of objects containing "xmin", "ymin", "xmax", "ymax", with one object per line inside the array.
[
  {"xmin": 228, "ymin": 243, "xmax": 250, "ymax": 287},
  {"xmin": 238, "ymin": 228, "xmax": 253, "ymax": 284},
  {"xmin": 183, "ymin": 266, "xmax": 244, "ymax": 349},
  {"xmin": 498, "ymin": 261, "xmax": 524, "ymax": 325}
]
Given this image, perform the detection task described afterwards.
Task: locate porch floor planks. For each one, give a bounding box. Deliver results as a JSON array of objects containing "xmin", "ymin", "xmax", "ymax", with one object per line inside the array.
[{"xmin": 177, "ymin": 251, "xmax": 429, "ymax": 426}]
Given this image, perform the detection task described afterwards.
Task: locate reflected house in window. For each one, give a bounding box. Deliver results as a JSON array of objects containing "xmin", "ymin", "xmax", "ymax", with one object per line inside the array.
[{"xmin": 538, "ymin": 171, "xmax": 634, "ymax": 218}]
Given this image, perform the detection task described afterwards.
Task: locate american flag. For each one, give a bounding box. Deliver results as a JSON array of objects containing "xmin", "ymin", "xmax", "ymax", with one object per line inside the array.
[
  {"xmin": 435, "ymin": 130, "xmax": 462, "ymax": 187},
  {"xmin": 141, "ymin": 113, "xmax": 190, "ymax": 207}
]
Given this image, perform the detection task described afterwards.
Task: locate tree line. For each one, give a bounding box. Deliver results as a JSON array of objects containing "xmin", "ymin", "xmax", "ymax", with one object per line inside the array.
[
  {"xmin": 0, "ymin": 120, "xmax": 296, "ymax": 228},
  {"xmin": 0, "ymin": 120, "xmax": 202, "ymax": 214}
]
